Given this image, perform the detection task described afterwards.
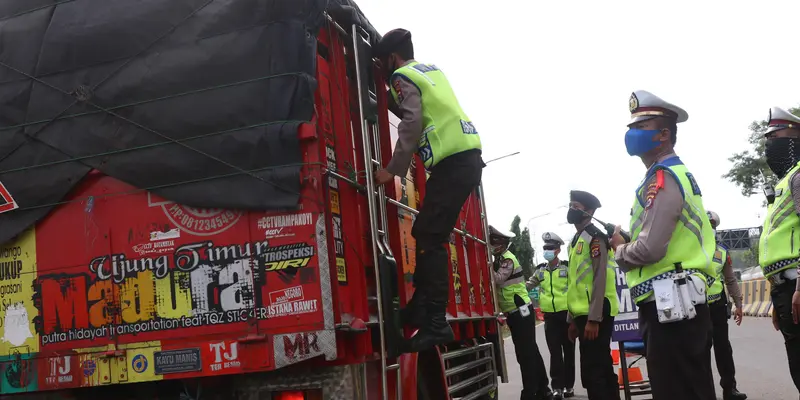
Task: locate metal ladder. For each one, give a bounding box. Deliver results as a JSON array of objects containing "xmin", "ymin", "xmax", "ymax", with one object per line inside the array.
[
  {"xmin": 351, "ymin": 23, "xmax": 402, "ymax": 400},
  {"xmin": 442, "ymin": 342, "xmax": 498, "ymax": 400}
]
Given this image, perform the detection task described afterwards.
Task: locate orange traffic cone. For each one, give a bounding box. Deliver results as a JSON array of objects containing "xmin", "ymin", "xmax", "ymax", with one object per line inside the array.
[{"xmin": 618, "ymin": 366, "xmax": 644, "ymax": 385}]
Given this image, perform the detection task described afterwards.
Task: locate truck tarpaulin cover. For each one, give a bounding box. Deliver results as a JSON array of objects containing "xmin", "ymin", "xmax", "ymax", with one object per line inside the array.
[{"xmin": 0, "ymin": 0, "xmax": 379, "ymax": 245}]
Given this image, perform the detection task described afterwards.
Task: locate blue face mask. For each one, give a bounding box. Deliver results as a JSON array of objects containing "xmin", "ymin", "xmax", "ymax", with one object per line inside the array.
[
  {"xmin": 624, "ymin": 128, "xmax": 662, "ymax": 156},
  {"xmin": 543, "ymin": 250, "xmax": 556, "ymax": 261}
]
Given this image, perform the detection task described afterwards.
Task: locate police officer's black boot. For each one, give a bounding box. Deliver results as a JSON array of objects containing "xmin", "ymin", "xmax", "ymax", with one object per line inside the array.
[
  {"xmin": 399, "ymin": 266, "xmax": 429, "ymax": 328},
  {"xmin": 400, "ymin": 248, "xmax": 453, "ymax": 353},
  {"xmin": 400, "ymin": 297, "xmax": 454, "ymax": 353},
  {"xmin": 398, "ymin": 290, "xmax": 427, "ymax": 328},
  {"xmin": 723, "ymin": 388, "xmax": 747, "ymax": 400}
]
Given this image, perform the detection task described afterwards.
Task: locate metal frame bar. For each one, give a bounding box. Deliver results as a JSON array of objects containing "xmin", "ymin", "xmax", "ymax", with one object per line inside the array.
[
  {"xmin": 478, "ymin": 183, "xmax": 509, "ymax": 382},
  {"xmin": 324, "ymin": 169, "xmax": 488, "ymax": 245},
  {"xmin": 350, "ymin": 23, "xmax": 390, "ymax": 400}
]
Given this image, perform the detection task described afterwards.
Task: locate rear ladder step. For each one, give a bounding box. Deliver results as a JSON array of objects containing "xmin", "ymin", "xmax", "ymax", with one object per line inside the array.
[{"xmin": 440, "ymin": 343, "xmax": 498, "ymax": 399}]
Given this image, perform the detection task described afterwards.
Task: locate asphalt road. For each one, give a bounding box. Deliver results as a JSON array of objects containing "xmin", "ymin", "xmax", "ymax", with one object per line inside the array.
[{"xmin": 499, "ymin": 317, "xmax": 796, "ymax": 400}]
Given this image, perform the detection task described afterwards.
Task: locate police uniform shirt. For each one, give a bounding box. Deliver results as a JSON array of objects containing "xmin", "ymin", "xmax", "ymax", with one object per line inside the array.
[
  {"xmin": 493, "ymin": 253, "xmax": 517, "ymax": 284},
  {"xmin": 615, "ymin": 152, "xmax": 685, "ymax": 270},
  {"xmin": 387, "ymin": 60, "xmax": 424, "ymax": 176},
  {"xmin": 527, "ymin": 260, "xmax": 567, "ymax": 288},
  {"xmin": 789, "ymin": 171, "xmax": 800, "ymax": 292},
  {"xmin": 718, "ymin": 245, "xmax": 744, "ymax": 308},
  {"xmin": 573, "ymin": 225, "xmax": 612, "ymax": 322}
]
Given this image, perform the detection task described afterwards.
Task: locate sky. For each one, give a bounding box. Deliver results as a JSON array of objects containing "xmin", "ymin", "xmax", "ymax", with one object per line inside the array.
[{"xmin": 355, "ymin": 0, "xmax": 800, "ymax": 257}]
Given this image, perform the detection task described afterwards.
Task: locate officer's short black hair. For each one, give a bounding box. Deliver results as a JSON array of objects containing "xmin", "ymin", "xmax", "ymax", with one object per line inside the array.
[
  {"xmin": 655, "ymin": 117, "xmax": 678, "ymax": 145},
  {"xmin": 394, "ymin": 38, "xmax": 414, "ymax": 60}
]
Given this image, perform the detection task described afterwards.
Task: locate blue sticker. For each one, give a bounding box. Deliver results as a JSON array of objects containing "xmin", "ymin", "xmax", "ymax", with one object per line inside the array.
[
  {"xmin": 412, "ymin": 63, "xmax": 440, "ymax": 73},
  {"xmin": 417, "ymin": 134, "xmax": 433, "ymax": 163},
  {"xmin": 132, "ymin": 354, "xmax": 148, "ymax": 373},
  {"xmin": 559, "ymin": 269, "xmax": 568, "ymax": 278},
  {"xmin": 685, "ymin": 172, "xmax": 702, "ymax": 196},
  {"xmin": 81, "ymin": 360, "xmax": 96, "ymax": 377},
  {"xmin": 460, "ymin": 120, "xmax": 478, "ymax": 134}
]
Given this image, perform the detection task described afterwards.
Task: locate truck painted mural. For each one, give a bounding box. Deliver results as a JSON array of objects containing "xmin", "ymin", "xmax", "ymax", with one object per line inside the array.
[{"xmin": 0, "ymin": 174, "xmax": 337, "ymax": 393}]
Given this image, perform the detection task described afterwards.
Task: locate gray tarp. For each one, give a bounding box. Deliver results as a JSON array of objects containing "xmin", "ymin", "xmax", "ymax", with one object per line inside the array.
[{"xmin": 0, "ymin": 0, "xmax": 381, "ymax": 244}]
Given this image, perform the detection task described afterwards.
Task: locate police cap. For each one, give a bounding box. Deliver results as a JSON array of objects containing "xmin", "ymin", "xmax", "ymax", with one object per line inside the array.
[
  {"xmin": 570, "ymin": 190, "xmax": 601, "ymax": 210},
  {"xmin": 628, "ymin": 90, "xmax": 689, "ymax": 126},
  {"xmin": 541, "ymin": 231, "xmax": 565, "ymax": 246},
  {"xmin": 374, "ymin": 28, "xmax": 411, "ymax": 58},
  {"xmin": 706, "ymin": 210, "xmax": 720, "ymax": 226},
  {"xmin": 765, "ymin": 107, "xmax": 800, "ymax": 136}
]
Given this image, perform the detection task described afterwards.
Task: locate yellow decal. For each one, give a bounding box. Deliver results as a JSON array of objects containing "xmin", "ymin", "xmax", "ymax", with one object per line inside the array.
[
  {"xmin": 336, "ymin": 257, "xmax": 347, "ymax": 283},
  {"xmin": 329, "ymin": 191, "xmax": 340, "ymax": 214},
  {"xmin": 0, "ymin": 228, "xmax": 39, "ymax": 355}
]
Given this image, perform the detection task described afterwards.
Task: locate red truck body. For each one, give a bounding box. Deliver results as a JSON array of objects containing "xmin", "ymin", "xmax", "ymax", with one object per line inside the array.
[{"xmin": 0, "ymin": 15, "xmax": 504, "ymax": 400}]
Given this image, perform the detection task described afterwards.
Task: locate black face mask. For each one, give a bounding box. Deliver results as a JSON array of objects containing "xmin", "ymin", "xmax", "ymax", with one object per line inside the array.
[
  {"xmin": 567, "ymin": 208, "xmax": 586, "ymax": 224},
  {"xmin": 765, "ymin": 137, "xmax": 800, "ymax": 178}
]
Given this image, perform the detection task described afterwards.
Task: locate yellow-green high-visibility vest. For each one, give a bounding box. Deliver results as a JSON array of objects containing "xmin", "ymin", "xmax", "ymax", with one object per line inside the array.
[
  {"xmin": 536, "ymin": 262, "xmax": 569, "ymax": 313},
  {"xmin": 566, "ymin": 230, "xmax": 619, "ymax": 318},
  {"xmin": 389, "ymin": 61, "xmax": 481, "ymax": 170},
  {"xmin": 495, "ymin": 251, "xmax": 531, "ymax": 314},
  {"xmin": 626, "ymin": 156, "xmax": 717, "ymax": 304},
  {"xmin": 707, "ymin": 244, "xmax": 728, "ymax": 303},
  {"xmin": 759, "ymin": 162, "xmax": 800, "ymax": 278}
]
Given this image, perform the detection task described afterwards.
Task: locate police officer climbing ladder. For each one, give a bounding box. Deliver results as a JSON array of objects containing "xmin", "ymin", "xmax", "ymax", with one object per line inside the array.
[
  {"xmin": 610, "ymin": 90, "xmax": 718, "ymax": 400},
  {"xmin": 758, "ymin": 106, "xmax": 800, "ymax": 396},
  {"xmin": 527, "ymin": 232, "xmax": 575, "ymax": 400},
  {"xmin": 372, "ymin": 28, "xmax": 484, "ymax": 354}
]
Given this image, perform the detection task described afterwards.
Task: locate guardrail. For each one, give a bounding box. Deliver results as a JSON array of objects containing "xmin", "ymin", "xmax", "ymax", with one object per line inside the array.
[{"xmin": 740, "ymin": 279, "xmax": 773, "ymax": 317}]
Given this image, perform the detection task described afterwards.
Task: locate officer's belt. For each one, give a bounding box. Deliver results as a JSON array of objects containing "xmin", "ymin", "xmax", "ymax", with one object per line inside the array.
[
  {"xmin": 768, "ymin": 267, "xmax": 799, "ymax": 287},
  {"xmin": 506, "ymin": 302, "xmax": 533, "ymax": 315},
  {"xmin": 630, "ymin": 269, "xmax": 715, "ymax": 300},
  {"xmin": 764, "ymin": 257, "xmax": 800, "ymax": 277},
  {"xmin": 707, "ymin": 292, "xmax": 724, "ymax": 303}
]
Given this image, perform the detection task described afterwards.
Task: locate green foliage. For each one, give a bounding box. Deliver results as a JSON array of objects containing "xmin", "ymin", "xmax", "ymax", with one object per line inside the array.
[
  {"xmin": 728, "ymin": 248, "xmax": 758, "ymax": 269},
  {"xmin": 724, "ymin": 107, "xmax": 800, "ymax": 196},
  {"xmin": 509, "ymin": 215, "xmax": 535, "ymax": 279}
]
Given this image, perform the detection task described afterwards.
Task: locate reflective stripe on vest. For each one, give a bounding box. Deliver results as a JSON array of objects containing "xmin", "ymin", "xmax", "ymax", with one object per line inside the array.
[
  {"xmin": 707, "ymin": 244, "xmax": 728, "ymax": 303},
  {"xmin": 566, "ymin": 231, "xmax": 620, "ymax": 318},
  {"xmin": 626, "ymin": 157, "xmax": 717, "ymax": 304},
  {"xmin": 537, "ymin": 264, "xmax": 569, "ymax": 313},
  {"xmin": 759, "ymin": 163, "xmax": 800, "ymax": 277},
  {"xmin": 389, "ymin": 61, "xmax": 481, "ymax": 170},
  {"xmin": 496, "ymin": 251, "xmax": 531, "ymax": 313}
]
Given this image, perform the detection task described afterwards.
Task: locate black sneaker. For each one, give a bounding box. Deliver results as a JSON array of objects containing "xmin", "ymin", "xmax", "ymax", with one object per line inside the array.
[
  {"xmin": 563, "ymin": 388, "xmax": 575, "ymax": 398},
  {"xmin": 552, "ymin": 389, "xmax": 563, "ymax": 400}
]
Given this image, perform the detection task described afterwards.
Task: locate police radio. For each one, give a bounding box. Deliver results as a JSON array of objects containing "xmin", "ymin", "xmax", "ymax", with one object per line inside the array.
[
  {"xmin": 760, "ymin": 169, "xmax": 776, "ymax": 205},
  {"xmin": 572, "ymin": 208, "xmax": 631, "ymax": 242}
]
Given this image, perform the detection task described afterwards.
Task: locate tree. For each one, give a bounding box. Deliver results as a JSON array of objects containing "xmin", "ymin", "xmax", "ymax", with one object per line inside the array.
[
  {"xmin": 508, "ymin": 215, "xmax": 536, "ymax": 279},
  {"xmin": 724, "ymin": 106, "xmax": 800, "ymax": 197}
]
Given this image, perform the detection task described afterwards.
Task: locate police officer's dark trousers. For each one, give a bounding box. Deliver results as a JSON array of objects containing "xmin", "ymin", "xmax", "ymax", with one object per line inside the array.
[
  {"xmin": 543, "ymin": 311, "xmax": 575, "ymax": 391},
  {"xmin": 507, "ymin": 302, "xmax": 550, "ymax": 400},
  {"xmin": 709, "ymin": 298, "xmax": 738, "ymax": 393},
  {"xmin": 639, "ymin": 301, "xmax": 715, "ymax": 400},
  {"xmin": 772, "ymin": 277, "xmax": 800, "ymax": 392},
  {"xmin": 402, "ymin": 149, "xmax": 484, "ymax": 351},
  {"xmin": 574, "ymin": 299, "xmax": 620, "ymax": 400}
]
